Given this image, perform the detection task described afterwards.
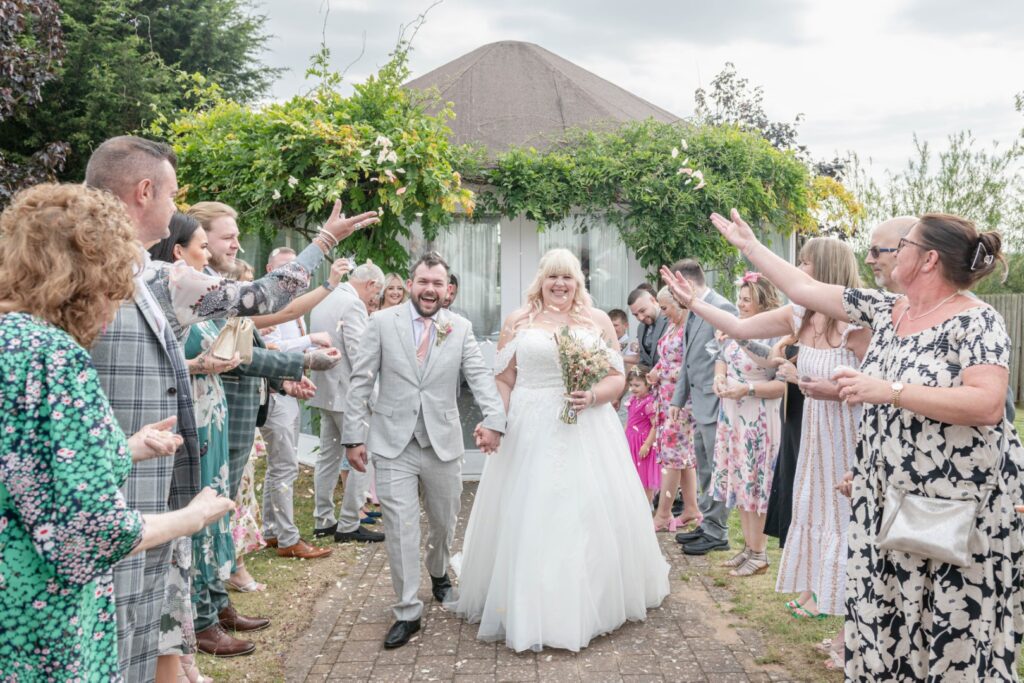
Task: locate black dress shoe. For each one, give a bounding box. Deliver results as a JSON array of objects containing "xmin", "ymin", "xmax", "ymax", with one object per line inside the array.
[
  {"xmin": 675, "ymin": 527, "xmax": 705, "ymax": 544},
  {"xmin": 313, "ymin": 522, "xmax": 337, "ymax": 538},
  {"xmin": 383, "ymin": 618, "xmax": 421, "ymax": 649},
  {"xmin": 335, "ymin": 526, "xmax": 384, "ymax": 543},
  {"xmin": 682, "ymin": 536, "xmax": 729, "ymax": 556},
  {"xmin": 431, "ymin": 573, "xmax": 453, "ymax": 602}
]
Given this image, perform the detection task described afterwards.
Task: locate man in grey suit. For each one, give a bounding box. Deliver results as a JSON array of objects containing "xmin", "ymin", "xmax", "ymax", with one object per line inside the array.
[
  {"xmin": 308, "ymin": 261, "xmax": 385, "ymax": 543},
  {"xmin": 667, "ymin": 259, "xmax": 738, "ymax": 555},
  {"xmin": 342, "ymin": 253, "xmax": 506, "ymax": 649},
  {"xmin": 628, "ymin": 286, "xmax": 668, "ymax": 367}
]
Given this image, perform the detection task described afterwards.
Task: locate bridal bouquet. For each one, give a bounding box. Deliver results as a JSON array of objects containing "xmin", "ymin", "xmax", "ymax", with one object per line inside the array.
[{"xmin": 554, "ymin": 326, "xmax": 611, "ymax": 424}]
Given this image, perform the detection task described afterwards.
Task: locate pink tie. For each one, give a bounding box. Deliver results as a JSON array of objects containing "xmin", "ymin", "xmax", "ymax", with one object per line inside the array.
[{"xmin": 417, "ymin": 317, "xmax": 433, "ymax": 365}]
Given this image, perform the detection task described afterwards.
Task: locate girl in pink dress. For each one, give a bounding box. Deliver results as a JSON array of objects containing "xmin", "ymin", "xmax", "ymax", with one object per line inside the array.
[{"xmin": 625, "ymin": 366, "xmax": 660, "ymax": 502}]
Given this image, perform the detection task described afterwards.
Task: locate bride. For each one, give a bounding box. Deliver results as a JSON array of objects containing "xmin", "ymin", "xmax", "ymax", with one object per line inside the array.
[{"xmin": 449, "ymin": 248, "xmax": 670, "ymax": 652}]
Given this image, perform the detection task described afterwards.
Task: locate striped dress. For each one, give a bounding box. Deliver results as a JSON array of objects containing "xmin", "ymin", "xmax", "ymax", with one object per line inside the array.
[{"xmin": 775, "ymin": 310, "xmax": 861, "ymax": 615}]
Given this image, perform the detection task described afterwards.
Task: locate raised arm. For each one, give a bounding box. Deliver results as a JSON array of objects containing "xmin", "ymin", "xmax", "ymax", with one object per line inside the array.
[
  {"xmin": 703, "ymin": 209, "xmax": 848, "ymax": 321},
  {"xmin": 250, "ymin": 258, "xmax": 351, "ymax": 328}
]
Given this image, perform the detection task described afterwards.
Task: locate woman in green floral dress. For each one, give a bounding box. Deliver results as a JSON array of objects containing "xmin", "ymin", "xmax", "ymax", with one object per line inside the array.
[{"xmin": 0, "ymin": 184, "xmax": 234, "ymax": 681}]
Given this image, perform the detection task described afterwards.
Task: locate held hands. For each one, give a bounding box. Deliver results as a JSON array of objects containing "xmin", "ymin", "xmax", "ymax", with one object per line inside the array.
[
  {"xmin": 327, "ymin": 258, "xmax": 351, "ymax": 287},
  {"xmin": 303, "ymin": 347, "xmax": 342, "ymax": 371},
  {"xmin": 282, "ymin": 376, "xmax": 317, "ymax": 399},
  {"xmin": 323, "ymin": 200, "xmax": 380, "ymax": 242},
  {"xmin": 127, "ymin": 416, "xmax": 183, "ymax": 462},
  {"xmin": 187, "ymin": 487, "xmax": 236, "ymax": 533},
  {"xmin": 473, "ymin": 424, "xmax": 502, "ymax": 454},
  {"xmin": 646, "ymin": 368, "xmax": 660, "ymax": 386},
  {"xmin": 346, "ymin": 445, "xmax": 368, "ymax": 473},
  {"xmin": 832, "ymin": 366, "xmax": 889, "ymax": 405},
  {"xmin": 668, "ymin": 405, "xmax": 680, "ymax": 421},
  {"xmin": 709, "ymin": 209, "xmax": 760, "ymax": 255}
]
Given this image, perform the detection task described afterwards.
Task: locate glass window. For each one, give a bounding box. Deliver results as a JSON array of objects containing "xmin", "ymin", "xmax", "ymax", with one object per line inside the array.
[
  {"xmin": 538, "ymin": 217, "xmax": 630, "ymax": 311},
  {"xmin": 406, "ymin": 217, "xmax": 502, "ymax": 341}
]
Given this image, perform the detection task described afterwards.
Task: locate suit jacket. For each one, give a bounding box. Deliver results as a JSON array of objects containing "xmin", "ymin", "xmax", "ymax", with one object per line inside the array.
[
  {"xmin": 307, "ymin": 282, "xmax": 367, "ymax": 413},
  {"xmin": 90, "ymin": 286, "xmax": 200, "ymax": 513},
  {"xmin": 217, "ymin": 326, "xmax": 305, "ymax": 453},
  {"xmin": 342, "ymin": 305, "xmax": 506, "ymax": 461},
  {"xmin": 637, "ymin": 315, "xmax": 669, "ymax": 368},
  {"xmin": 670, "ymin": 289, "xmax": 739, "ymax": 425}
]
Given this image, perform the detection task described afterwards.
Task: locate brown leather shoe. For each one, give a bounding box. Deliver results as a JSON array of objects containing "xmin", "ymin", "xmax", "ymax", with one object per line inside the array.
[
  {"xmin": 195, "ymin": 624, "xmax": 256, "ymax": 657},
  {"xmin": 264, "ymin": 537, "xmax": 278, "ymax": 548},
  {"xmin": 218, "ymin": 604, "xmax": 271, "ymax": 633},
  {"xmin": 277, "ymin": 539, "xmax": 333, "ymax": 559}
]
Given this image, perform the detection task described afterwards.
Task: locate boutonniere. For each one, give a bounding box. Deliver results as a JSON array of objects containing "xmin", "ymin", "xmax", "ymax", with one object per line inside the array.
[{"xmin": 435, "ymin": 318, "xmax": 453, "ymax": 347}]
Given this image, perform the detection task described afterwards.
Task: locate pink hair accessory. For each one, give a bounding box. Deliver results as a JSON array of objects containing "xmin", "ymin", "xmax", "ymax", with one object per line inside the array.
[{"xmin": 734, "ymin": 271, "xmax": 762, "ymax": 287}]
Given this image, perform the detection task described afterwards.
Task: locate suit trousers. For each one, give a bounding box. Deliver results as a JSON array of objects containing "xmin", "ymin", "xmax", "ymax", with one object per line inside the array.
[
  {"xmin": 694, "ymin": 420, "xmax": 730, "ymax": 541},
  {"xmin": 315, "ymin": 409, "xmax": 376, "ymax": 530},
  {"xmin": 261, "ymin": 394, "xmax": 302, "ymax": 547},
  {"xmin": 375, "ymin": 440, "xmax": 461, "ymax": 621}
]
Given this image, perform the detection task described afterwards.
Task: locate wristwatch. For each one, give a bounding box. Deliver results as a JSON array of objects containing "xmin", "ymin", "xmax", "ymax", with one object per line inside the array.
[
  {"xmin": 342, "ymin": 442, "xmax": 363, "ymax": 449},
  {"xmin": 322, "ymin": 281, "xmax": 336, "ymax": 292},
  {"xmin": 747, "ymin": 383, "xmax": 755, "ymax": 397},
  {"xmin": 890, "ymin": 382, "xmax": 904, "ymax": 409}
]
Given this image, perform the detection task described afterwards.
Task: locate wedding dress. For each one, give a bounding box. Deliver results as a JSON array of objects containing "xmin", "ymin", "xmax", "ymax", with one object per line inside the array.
[{"xmin": 449, "ymin": 326, "xmax": 670, "ymax": 652}]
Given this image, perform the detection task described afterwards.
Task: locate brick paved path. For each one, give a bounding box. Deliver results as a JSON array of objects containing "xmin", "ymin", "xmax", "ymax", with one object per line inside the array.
[{"xmin": 286, "ymin": 483, "xmax": 790, "ymax": 682}]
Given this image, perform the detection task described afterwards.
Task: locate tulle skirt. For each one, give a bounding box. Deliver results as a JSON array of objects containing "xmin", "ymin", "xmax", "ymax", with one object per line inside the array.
[{"xmin": 449, "ymin": 385, "xmax": 670, "ymax": 652}]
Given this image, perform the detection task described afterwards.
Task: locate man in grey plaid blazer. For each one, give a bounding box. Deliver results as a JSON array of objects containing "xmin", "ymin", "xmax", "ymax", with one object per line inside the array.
[{"xmin": 85, "ymin": 136, "xmax": 376, "ymax": 676}]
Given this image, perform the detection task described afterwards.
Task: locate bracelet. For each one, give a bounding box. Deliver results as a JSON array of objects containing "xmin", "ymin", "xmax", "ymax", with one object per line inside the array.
[
  {"xmin": 747, "ymin": 383, "xmax": 755, "ymax": 397},
  {"xmin": 588, "ymin": 390, "xmax": 597, "ymax": 407},
  {"xmin": 322, "ymin": 281, "xmax": 336, "ymax": 292}
]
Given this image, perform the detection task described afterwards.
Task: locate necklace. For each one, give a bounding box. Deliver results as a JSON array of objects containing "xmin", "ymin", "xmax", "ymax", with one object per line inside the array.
[{"xmin": 896, "ymin": 291, "xmax": 961, "ymax": 328}]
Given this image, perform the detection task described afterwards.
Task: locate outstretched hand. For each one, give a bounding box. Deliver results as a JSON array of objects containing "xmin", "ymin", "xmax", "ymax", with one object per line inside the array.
[
  {"xmin": 709, "ymin": 209, "xmax": 760, "ymax": 254},
  {"xmin": 832, "ymin": 366, "xmax": 889, "ymax": 405},
  {"xmin": 323, "ymin": 200, "xmax": 379, "ymax": 242},
  {"xmin": 128, "ymin": 416, "xmax": 183, "ymax": 462},
  {"xmin": 659, "ymin": 266, "xmax": 695, "ymax": 308}
]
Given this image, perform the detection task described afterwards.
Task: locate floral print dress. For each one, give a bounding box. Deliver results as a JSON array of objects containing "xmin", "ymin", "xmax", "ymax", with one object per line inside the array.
[
  {"xmin": 711, "ymin": 339, "xmax": 782, "ymax": 513},
  {"xmin": 0, "ymin": 313, "xmax": 143, "ymax": 681},
  {"xmin": 652, "ymin": 325, "xmax": 696, "ymax": 470},
  {"xmin": 842, "ymin": 289, "xmax": 1024, "ymax": 681},
  {"xmin": 185, "ymin": 321, "xmax": 235, "ymax": 620}
]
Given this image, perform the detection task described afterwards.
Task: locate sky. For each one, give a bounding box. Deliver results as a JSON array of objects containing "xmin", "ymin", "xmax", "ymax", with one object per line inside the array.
[{"xmin": 255, "ymin": 0, "xmax": 1024, "ymax": 178}]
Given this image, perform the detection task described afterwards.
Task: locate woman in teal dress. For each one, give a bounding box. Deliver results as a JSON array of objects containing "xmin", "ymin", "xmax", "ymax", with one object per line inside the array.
[{"xmin": 0, "ymin": 184, "xmax": 234, "ymax": 681}]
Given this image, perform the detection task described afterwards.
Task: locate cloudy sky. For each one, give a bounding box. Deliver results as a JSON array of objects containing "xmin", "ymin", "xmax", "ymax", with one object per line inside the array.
[{"xmin": 255, "ymin": 0, "xmax": 1023, "ymax": 177}]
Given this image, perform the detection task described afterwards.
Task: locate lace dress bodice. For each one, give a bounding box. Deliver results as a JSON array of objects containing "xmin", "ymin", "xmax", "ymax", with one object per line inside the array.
[{"xmin": 494, "ymin": 327, "xmax": 624, "ymax": 393}]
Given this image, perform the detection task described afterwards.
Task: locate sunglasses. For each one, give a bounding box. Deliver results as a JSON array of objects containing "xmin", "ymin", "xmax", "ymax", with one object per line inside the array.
[
  {"xmin": 897, "ymin": 237, "xmax": 928, "ymax": 253},
  {"xmin": 867, "ymin": 246, "xmax": 897, "ymax": 259}
]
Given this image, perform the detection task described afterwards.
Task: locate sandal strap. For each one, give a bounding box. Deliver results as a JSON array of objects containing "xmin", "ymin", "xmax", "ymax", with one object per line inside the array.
[{"xmin": 730, "ymin": 555, "xmax": 769, "ymax": 576}]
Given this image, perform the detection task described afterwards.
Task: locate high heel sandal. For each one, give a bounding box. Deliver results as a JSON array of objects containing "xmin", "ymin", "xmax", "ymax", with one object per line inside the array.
[
  {"xmin": 673, "ymin": 513, "xmax": 702, "ymax": 531},
  {"xmin": 653, "ymin": 517, "xmax": 679, "ymax": 532}
]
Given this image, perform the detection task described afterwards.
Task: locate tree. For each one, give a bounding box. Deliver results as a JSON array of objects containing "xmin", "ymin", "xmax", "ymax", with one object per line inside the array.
[
  {"xmin": 849, "ymin": 131, "xmax": 1024, "ymax": 248},
  {"xmin": 153, "ymin": 46, "xmax": 471, "ymax": 274},
  {"xmin": 694, "ymin": 62, "xmax": 862, "ymax": 236},
  {"xmin": 0, "ymin": 0, "xmax": 278, "ymax": 189},
  {"xmin": 0, "ymin": 0, "xmax": 68, "ymax": 203},
  {"xmin": 468, "ymin": 119, "xmax": 816, "ymax": 277},
  {"xmin": 133, "ymin": 0, "xmax": 280, "ymax": 103}
]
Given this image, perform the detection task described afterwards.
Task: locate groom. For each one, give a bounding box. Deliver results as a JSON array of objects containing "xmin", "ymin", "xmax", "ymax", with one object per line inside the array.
[{"xmin": 342, "ymin": 252, "xmax": 506, "ymax": 649}]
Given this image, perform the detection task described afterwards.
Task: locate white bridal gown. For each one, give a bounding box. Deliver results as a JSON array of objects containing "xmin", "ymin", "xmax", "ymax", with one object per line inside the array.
[{"xmin": 449, "ymin": 327, "xmax": 670, "ymax": 652}]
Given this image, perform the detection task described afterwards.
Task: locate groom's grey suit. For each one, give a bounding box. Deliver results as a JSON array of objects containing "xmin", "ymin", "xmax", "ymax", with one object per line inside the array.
[{"xmin": 343, "ymin": 302, "xmax": 506, "ymax": 621}]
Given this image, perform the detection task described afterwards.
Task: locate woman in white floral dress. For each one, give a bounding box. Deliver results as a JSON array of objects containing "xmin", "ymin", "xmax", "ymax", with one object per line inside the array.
[{"xmin": 664, "ymin": 210, "xmax": 1024, "ymax": 681}]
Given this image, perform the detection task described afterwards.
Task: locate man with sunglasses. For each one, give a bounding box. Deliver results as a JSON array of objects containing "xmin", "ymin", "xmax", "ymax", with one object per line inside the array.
[{"xmin": 865, "ymin": 216, "xmax": 1014, "ymax": 421}]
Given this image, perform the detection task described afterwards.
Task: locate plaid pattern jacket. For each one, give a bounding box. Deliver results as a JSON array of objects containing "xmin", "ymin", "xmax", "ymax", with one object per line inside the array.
[
  {"xmin": 218, "ymin": 325, "xmax": 305, "ymax": 453},
  {"xmin": 91, "ymin": 289, "xmax": 200, "ymax": 514}
]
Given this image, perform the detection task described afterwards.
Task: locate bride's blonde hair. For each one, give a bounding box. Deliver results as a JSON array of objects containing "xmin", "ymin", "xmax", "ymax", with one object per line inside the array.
[{"xmin": 520, "ymin": 248, "xmax": 594, "ymax": 328}]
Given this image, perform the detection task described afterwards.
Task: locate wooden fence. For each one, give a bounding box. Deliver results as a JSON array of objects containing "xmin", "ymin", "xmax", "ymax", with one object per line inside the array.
[{"xmin": 979, "ymin": 294, "xmax": 1024, "ymax": 404}]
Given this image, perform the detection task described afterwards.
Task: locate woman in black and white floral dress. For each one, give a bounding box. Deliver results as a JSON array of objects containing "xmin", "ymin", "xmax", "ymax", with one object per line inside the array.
[{"xmin": 663, "ymin": 211, "xmax": 1024, "ymax": 681}]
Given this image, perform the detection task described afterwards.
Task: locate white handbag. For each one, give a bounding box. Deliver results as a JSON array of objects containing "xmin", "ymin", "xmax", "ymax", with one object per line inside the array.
[{"xmin": 209, "ymin": 317, "xmax": 254, "ymax": 364}]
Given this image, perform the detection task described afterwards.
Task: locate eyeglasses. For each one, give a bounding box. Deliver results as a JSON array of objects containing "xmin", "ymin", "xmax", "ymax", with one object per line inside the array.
[
  {"xmin": 867, "ymin": 246, "xmax": 898, "ymax": 259},
  {"xmin": 897, "ymin": 237, "xmax": 928, "ymax": 253}
]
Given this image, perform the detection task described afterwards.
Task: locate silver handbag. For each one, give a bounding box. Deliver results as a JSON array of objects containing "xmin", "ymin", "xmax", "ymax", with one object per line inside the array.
[{"xmin": 876, "ymin": 427, "xmax": 1005, "ymax": 567}]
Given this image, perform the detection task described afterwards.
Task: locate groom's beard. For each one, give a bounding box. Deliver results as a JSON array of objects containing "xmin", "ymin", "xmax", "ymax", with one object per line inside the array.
[{"xmin": 410, "ymin": 292, "xmax": 441, "ymax": 317}]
